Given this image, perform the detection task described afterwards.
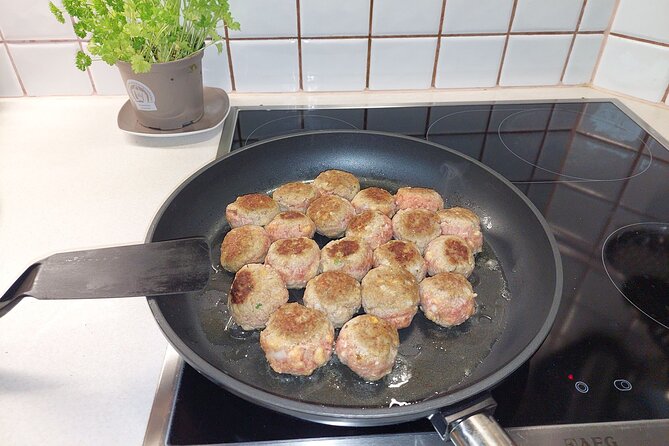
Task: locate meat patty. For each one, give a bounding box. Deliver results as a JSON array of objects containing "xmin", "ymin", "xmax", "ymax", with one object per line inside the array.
[
  {"xmin": 361, "ymin": 265, "xmax": 420, "ymax": 329},
  {"xmin": 260, "ymin": 303, "xmax": 334, "ymax": 376},
  {"xmin": 265, "ymin": 211, "xmax": 316, "ymax": 241},
  {"xmin": 226, "ymin": 193, "xmax": 280, "ymax": 228},
  {"xmin": 419, "ymin": 272, "xmax": 477, "ymax": 327},
  {"xmin": 303, "ymin": 272, "xmax": 361, "ymax": 328},
  {"xmin": 264, "ymin": 237, "xmax": 320, "ymax": 289},
  {"xmin": 373, "ymin": 240, "xmax": 427, "ymax": 282},
  {"xmin": 351, "ymin": 187, "xmax": 396, "ymax": 217},
  {"xmin": 219, "ymin": 225, "xmax": 271, "ymax": 273},
  {"xmin": 437, "ymin": 207, "xmax": 483, "ymax": 254},
  {"xmin": 335, "ymin": 314, "xmax": 399, "ymax": 381},
  {"xmin": 306, "ymin": 195, "xmax": 356, "ymax": 238},
  {"xmin": 320, "ymin": 237, "xmax": 373, "ymax": 281},
  {"xmin": 228, "ymin": 264, "xmax": 289, "ymax": 330},
  {"xmin": 345, "ymin": 210, "xmax": 393, "ymax": 250},
  {"xmin": 272, "ymin": 182, "xmax": 319, "ymax": 213},
  {"xmin": 424, "ymin": 235, "xmax": 475, "ymax": 277},
  {"xmin": 395, "ymin": 187, "xmax": 445, "ymax": 212},
  {"xmin": 313, "ymin": 170, "xmax": 360, "ymax": 201},
  {"xmin": 391, "ymin": 208, "xmax": 441, "ymax": 254}
]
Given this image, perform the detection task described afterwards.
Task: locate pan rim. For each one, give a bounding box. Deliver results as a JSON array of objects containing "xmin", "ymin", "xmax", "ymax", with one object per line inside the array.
[{"xmin": 146, "ymin": 129, "xmax": 563, "ymax": 423}]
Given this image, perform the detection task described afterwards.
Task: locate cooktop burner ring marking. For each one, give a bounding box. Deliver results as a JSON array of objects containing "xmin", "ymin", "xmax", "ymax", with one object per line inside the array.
[
  {"xmin": 244, "ymin": 114, "xmax": 359, "ymax": 146},
  {"xmin": 601, "ymin": 221, "xmax": 669, "ymax": 330},
  {"xmin": 425, "ymin": 108, "xmax": 526, "ymax": 142},
  {"xmin": 497, "ymin": 108, "xmax": 653, "ymax": 184}
]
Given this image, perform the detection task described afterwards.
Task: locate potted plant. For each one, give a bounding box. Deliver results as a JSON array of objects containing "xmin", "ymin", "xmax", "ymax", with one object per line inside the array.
[{"xmin": 49, "ymin": 0, "xmax": 239, "ymax": 130}]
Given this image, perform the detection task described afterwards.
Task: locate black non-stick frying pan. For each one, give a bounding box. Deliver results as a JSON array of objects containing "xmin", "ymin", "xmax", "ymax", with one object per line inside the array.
[{"xmin": 147, "ymin": 131, "xmax": 562, "ymax": 444}]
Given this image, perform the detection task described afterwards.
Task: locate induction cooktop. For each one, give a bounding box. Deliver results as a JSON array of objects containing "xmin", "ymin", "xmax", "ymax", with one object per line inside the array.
[{"xmin": 144, "ymin": 100, "xmax": 669, "ymax": 445}]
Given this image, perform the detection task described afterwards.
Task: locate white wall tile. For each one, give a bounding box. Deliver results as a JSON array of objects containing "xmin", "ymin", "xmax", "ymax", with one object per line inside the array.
[
  {"xmin": 563, "ymin": 34, "xmax": 604, "ymax": 85},
  {"xmin": 435, "ymin": 36, "xmax": 505, "ymax": 88},
  {"xmin": 512, "ymin": 0, "xmax": 583, "ymax": 32},
  {"xmin": 202, "ymin": 44, "xmax": 232, "ymax": 91},
  {"xmin": 302, "ymin": 39, "xmax": 367, "ymax": 91},
  {"xmin": 594, "ymin": 36, "xmax": 669, "ymax": 102},
  {"xmin": 227, "ymin": 0, "xmax": 296, "ymax": 38},
  {"xmin": 442, "ymin": 0, "xmax": 514, "ymax": 34},
  {"xmin": 0, "ymin": 46, "xmax": 23, "ymax": 97},
  {"xmin": 79, "ymin": 42, "xmax": 125, "ymax": 95},
  {"xmin": 369, "ymin": 38, "xmax": 437, "ymax": 90},
  {"xmin": 230, "ymin": 40, "xmax": 299, "ymax": 92},
  {"xmin": 301, "ymin": 0, "xmax": 369, "ymax": 37},
  {"xmin": 500, "ymin": 35, "xmax": 572, "ymax": 86},
  {"xmin": 579, "ymin": 0, "xmax": 616, "ymax": 32},
  {"xmin": 8, "ymin": 42, "xmax": 92, "ymax": 96},
  {"xmin": 0, "ymin": 0, "xmax": 76, "ymax": 40},
  {"xmin": 372, "ymin": 0, "xmax": 442, "ymax": 35},
  {"xmin": 612, "ymin": 0, "xmax": 669, "ymax": 44}
]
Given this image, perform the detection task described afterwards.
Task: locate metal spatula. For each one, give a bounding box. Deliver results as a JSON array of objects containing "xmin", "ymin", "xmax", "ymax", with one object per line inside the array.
[{"xmin": 0, "ymin": 238, "xmax": 211, "ymax": 318}]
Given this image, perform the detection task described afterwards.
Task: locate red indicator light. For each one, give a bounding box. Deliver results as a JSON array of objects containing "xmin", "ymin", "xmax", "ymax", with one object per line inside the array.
[{"xmin": 568, "ymin": 374, "xmax": 574, "ymax": 380}]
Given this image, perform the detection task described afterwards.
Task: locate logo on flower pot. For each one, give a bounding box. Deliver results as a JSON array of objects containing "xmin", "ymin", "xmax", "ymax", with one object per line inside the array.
[{"xmin": 126, "ymin": 80, "xmax": 157, "ymax": 112}]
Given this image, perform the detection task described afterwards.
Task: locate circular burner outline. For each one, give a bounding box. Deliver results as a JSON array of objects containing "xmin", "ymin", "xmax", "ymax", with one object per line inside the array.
[
  {"xmin": 497, "ymin": 108, "xmax": 653, "ymax": 184},
  {"xmin": 244, "ymin": 114, "xmax": 359, "ymax": 146},
  {"xmin": 426, "ymin": 108, "xmax": 518, "ymax": 142},
  {"xmin": 601, "ymin": 221, "xmax": 669, "ymax": 330}
]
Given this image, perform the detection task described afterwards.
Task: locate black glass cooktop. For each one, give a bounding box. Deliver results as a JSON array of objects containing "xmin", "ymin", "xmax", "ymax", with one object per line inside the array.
[{"xmin": 167, "ymin": 101, "xmax": 669, "ymax": 444}]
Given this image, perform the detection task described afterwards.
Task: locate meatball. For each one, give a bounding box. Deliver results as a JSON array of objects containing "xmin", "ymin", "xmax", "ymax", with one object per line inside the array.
[
  {"xmin": 220, "ymin": 225, "xmax": 271, "ymax": 273},
  {"xmin": 420, "ymin": 272, "xmax": 477, "ymax": 327},
  {"xmin": 373, "ymin": 240, "xmax": 427, "ymax": 282},
  {"xmin": 391, "ymin": 208, "xmax": 441, "ymax": 254},
  {"xmin": 335, "ymin": 314, "xmax": 399, "ymax": 381},
  {"xmin": 320, "ymin": 237, "xmax": 373, "ymax": 281},
  {"xmin": 395, "ymin": 187, "xmax": 445, "ymax": 212},
  {"xmin": 226, "ymin": 193, "xmax": 280, "ymax": 228},
  {"xmin": 265, "ymin": 211, "xmax": 316, "ymax": 241},
  {"xmin": 264, "ymin": 237, "xmax": 320, "ymax": 289},
  {"xmin": 351, "ymin": 187, "xmax": 396, "ymax": 217},
  {"xmin": 361, "ymin": 265, "xmax": 420, "ymax": 329},
  {"xmin": 272, "ymin": 182, "xmax": 319, "ymax": 213},
  {"xmin": 306, "ymin": 195, "xmax": 356, "ymax": 238},
  {"xmin": 313, "ymin": 170, "xmax": 360, "ymax": 201},
  {"xmin": 345, "ymin": 210, "xmax": 393, "ymax": 250},
  {"xmin": 424, "ymin": 235, "xmax": 475, "ymax": 277},
  {"xmin": 303, "ymin": 272, "xmax": 361, "ymax": 328},
  {"xmin": 437, "ymin": 207, "xmax": 483, "ymax": 254},
  {"xmin": 260, "ymin": 303, "xmax": 334, "ymax": 376},
  {"xmin": 228, "ymin": 264, "xmax": 288, "ymax": 330}
]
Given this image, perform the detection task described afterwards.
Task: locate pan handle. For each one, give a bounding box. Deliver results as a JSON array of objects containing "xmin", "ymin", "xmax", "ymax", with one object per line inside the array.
[{"xmin": 428, "ymin": 395, "xmax": 515, "ymax": 446}]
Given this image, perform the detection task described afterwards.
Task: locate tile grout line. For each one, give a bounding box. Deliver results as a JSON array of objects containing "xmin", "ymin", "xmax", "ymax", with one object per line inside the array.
[
  {"xmin": 0, "ymin": 29, "xmax": 27, "ymax": 96},
  {"xmin": 662, "ymin": 83, "xmax": 669, "ymax": 103},
  {"xmin": 559, "ymin": 0, "xmax": 588, "ymax": 84},
  {"xmin": 365, "ymin": 0, "xmax": 374, "ymax": 89},
  {"xmin": 589, "ymin": 0, "xmax": 620, "ymax": 84},
  {"xmin": 430, "ymin": 0, "xmax": 448, "ymax": 88},
  {"xmin": 609, "ymin": 32, "xmax": 669, "ymax": 48},
  {"xmin": 296, "ymin": 0, "xmax": 303, "ymax": 91},
  {"xmin": 224, "ymin": 26, "xmax": 236, "ymax": 91},
  {"xmin": 495, "ymin": 0, "xmax": 518, "ymax": 86}
]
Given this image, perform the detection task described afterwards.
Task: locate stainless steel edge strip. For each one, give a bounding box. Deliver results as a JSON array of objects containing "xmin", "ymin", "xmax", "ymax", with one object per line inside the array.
[{"xmin": 143, "ymin": 346, "xmax": 184, "ymax": 446}]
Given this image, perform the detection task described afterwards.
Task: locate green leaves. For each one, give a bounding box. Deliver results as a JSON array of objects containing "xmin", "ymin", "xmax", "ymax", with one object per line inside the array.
[
  {"xmin": 75, "ymin": 51, "xmax": 92, "ymax": 70},
  {"xmin": 49, "ymin": 2, "xmax": 65, "ymax": 23},
  {"xmin": 130, "ymin": 54, "xmax": 151, "ymax": 73}
]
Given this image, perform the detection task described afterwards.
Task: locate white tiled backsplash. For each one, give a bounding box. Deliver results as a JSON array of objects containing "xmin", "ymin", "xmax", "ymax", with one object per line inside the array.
[{"xmin": 1, "ymin": 0, "xmax": 668, "ymax": 106}]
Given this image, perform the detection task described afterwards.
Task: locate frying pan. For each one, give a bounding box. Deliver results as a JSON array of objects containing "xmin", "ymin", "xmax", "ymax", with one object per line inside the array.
[{"xmin": 147, "ymin": 131, "xmax": 562, "ymax": 444}]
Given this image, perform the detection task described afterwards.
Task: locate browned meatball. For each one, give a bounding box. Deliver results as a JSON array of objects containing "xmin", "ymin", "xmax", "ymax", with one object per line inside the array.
[
  {"xmin": 391, "ymin": 208, "xmax": 441, "ymax": 254},
  {"xmin": 361, "ymin": 265, "xmax": 420, "ymax": 329},
  {"xmin": 437, "ymin": 207, "xmax": 483, "ymax": 254},
  {"xmin": 272, "ymin": 182, "xmax": 319, "ymax": 213},
  {"xmin": 395, "ymin": 187, "xmax": 444, "ymax": 212},
  {"xmin": 345, "ymin": 210, "xmax": 393, "ymax": 250},
  {"xmin": 373, "ymin": 240, "xmax": 427, "ymax": 282},
  {"xmin": 226, "ymin": 193, "xmax": 280, "ymax": 228},
  {"xmin": 220, "ymin": 225, "xmax": 271, "ymax": 273},
  {"xmin": 306, "ymin": 195, "xmax": 356, "ymax": 238},
  {"xmin": 265, "ymin": 237, "xmax": 320, "ymax": 289},
  {"xmin": 303, "ymin": 272, "xmax": 361, "ymax": 328},
  {"xmin": 265, "ymin": 211, "xmax": 316, "ymax": 241},
  {"xmin": 351, "ymin": 187, "xmax": 396, "ymax": 217},
  {"xmin": 313, "ymin": 170, "xmax": 360, "ymax": 201},
  {"xmin": 260, "ymin": 303, "xmax": 334, "ymax": 376},
  {"xmin": 420, "ymin": 272, "xmax": 477, "ymax": 327},
  {"xmin": 320, "ymin": 237, "xmax": 373, "ymax": 281},
  {"xmin": 228, "ymin": 264, "xmax": 288, "ymax": 330},
  {"xmin": 424, "ymin": 235, "xmax": 475, "ymax": 277},
  {"xmin": 335, "ymin": 314, "xmax": 399, "ymax": 381}
]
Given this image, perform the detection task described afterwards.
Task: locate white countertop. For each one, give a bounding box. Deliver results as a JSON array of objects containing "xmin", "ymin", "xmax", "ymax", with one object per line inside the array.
[{"xmin": 1, "ymin": 87, "xmax": 668, "ymax": 445}]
